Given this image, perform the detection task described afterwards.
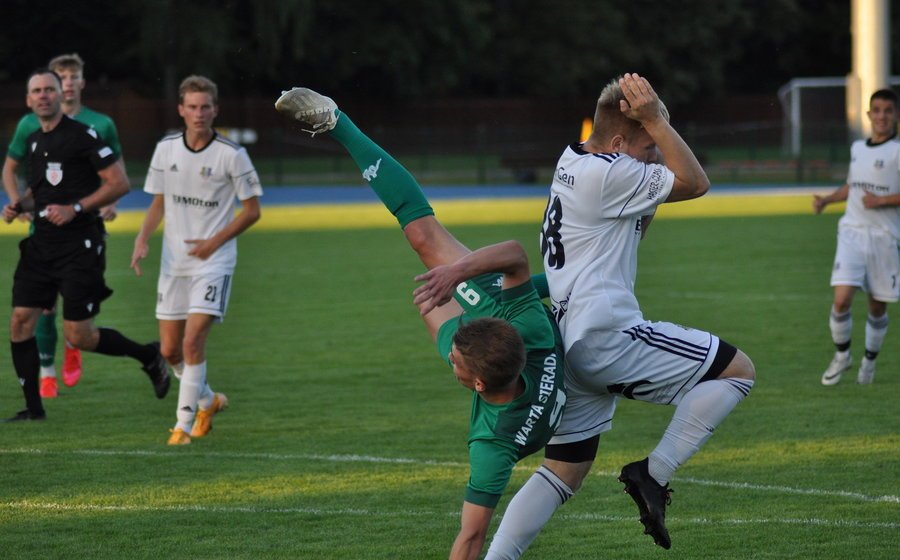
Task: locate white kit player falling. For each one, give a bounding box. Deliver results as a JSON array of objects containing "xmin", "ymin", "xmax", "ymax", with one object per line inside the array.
[{"xmin": 484, "ymin": 74, "xmax": 755, "ymax": 557}]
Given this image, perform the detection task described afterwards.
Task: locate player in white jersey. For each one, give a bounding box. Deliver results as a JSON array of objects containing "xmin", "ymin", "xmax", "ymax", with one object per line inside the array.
[
  {"xmin": 484, "ymin": 74, "xmax": 755, "ymax": 557},
  {"xmin": 814, "ymin": 88, "xmax": 900, "ymax": 386},
  {"xmin": 131, "ymin": 75, "xmax": 262, "ymax": 445}
]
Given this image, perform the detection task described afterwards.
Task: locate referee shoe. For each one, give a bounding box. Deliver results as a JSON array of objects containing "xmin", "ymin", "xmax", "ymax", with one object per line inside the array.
[
  {"xmin": 619, "ymin": 458, "xmax": 673, "ymax": 549},
  {"xmin": 275, "ymin": 87, "xmax": 338, "ymax": 136},
  {"xmin": 142, "ymin": 342, "xmax": 171, "ymax": 399},
  {"xmin": 5, "ymin": 408, "xmax": 47, "ymax": 422}
]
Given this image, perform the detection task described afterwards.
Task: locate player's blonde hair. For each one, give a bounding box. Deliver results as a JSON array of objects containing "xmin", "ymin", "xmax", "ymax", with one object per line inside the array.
[
  {"xmin": 178, "ymin": 75, "xmax": 218, "ymax": 104},
  {"xmin": 452, "ymin": 317, "xmax": 526, "ymax": 392},
  {"xmin": 48, "ymin": 53, "xmax": 85, "ymax": 74},
  {"xmin": 591, "ymin": 76, "xmax": 669, "ymax": 143}
]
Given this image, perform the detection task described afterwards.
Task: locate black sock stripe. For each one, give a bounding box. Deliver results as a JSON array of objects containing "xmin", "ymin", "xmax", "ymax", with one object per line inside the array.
[{"xmin": 536, "ymin": 470, "xmax": 572, "ymax": 504}]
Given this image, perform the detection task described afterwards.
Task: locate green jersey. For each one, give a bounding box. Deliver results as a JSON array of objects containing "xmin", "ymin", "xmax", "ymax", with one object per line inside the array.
[
  {"xmin": 436, "ymin": 275, "xmax": 566, "ymax": 508},
  {"xmin": 6, "ymin": 106, "xmax": 122, "ymax": 162}
]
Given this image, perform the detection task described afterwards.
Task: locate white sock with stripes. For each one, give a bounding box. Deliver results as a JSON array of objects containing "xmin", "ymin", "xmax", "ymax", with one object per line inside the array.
[
  {"xmin": 175, "ymin": 362, "xmax": 207, "ymax": 432},
  {"xmin": 648, "ymin": 378, "xmax": 754, "ymax": 485},
  {"xmin": 829, "ymin": 307, "xmax": 852, "ymax": 351},
  {"xmin": 485, "ymin": 466, "xmax": 574, "ymax": 560},
  {"xmin": 864, "ymin": 313, "xmax": 888, "ymax": 358}
]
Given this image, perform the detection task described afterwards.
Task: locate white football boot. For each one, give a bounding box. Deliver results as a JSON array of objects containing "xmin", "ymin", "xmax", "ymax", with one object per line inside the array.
[
  {"xmin": 856, "ymin": 357, "xmax": 876, "ymax": 384},
  {"xmin": 275, "ymin": 87, "xmax": 338, "ymax": 136},
  {"xmin": 821, "ymin": 352, "xmax": 851, "ymax": 386}
]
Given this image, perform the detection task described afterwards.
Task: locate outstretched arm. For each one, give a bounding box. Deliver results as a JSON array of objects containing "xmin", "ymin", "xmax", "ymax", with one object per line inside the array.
[{"xmin": 413, "ymin": 240, "xmax": 531, "ymax": 316}]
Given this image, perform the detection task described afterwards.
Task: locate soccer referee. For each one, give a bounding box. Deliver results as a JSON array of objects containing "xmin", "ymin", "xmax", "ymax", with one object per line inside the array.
[{"xmin": 2, "ymin": 68, "xmax": 169, "ymax": 421}]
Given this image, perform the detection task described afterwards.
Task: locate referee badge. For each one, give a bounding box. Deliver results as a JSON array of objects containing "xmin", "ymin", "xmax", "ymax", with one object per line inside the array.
[{"xmin": 46, "ymin": 162, "xmax": 63, "ymax": 186}]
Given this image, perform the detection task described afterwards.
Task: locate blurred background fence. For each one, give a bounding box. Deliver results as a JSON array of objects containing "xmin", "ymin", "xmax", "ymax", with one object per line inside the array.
[{"xmin": 0, "ymin": 84, "xmax": 853, "ymax": 189}]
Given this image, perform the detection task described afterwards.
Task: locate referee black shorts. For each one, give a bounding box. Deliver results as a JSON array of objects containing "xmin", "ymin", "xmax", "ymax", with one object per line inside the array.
[{"xmin": 12, "ymin": 230, "xmax": 113, "ymax": 321}]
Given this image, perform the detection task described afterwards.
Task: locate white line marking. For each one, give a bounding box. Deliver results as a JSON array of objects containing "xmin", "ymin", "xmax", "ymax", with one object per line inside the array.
[
  {"xmin": 0, "ymin": 501, "xmax": 895, "ymax": 531},
  {"xmin": 2, "ymin": 447, "xmax": 897, "ymax": 504}
]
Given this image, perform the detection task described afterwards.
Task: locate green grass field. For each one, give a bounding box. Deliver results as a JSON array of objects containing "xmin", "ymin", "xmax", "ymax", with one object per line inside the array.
[{"xmin": 0, "ymin": 212, "xmax": 897, "ymax": 559}]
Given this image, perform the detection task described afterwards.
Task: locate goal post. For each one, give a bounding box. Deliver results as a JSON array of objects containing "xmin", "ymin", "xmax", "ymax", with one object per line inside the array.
[{"xmin": 778, "ymin": 76, "xmax": 900, "ymax": 158}]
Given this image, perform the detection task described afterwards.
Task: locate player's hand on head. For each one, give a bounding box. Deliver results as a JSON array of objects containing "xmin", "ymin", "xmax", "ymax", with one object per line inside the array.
[
  {"xmin": 619, "ymin": 73, "xmax": 661, "ymax": 124},
  {"xmin": 413, "ymin": 265, "xmax": 460, "ymax": 316}
]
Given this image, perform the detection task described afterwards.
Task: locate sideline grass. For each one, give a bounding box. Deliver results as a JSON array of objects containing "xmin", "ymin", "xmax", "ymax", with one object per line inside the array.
[{"xmin": 0, "ymin": 214, "xmax": 897, "ymax": 559}]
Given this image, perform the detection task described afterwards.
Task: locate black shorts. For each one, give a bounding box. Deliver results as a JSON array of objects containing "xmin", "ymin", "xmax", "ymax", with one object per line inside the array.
[{"xmin": 12, "ymin": 230, "xmax": 113, "ymax": 321}]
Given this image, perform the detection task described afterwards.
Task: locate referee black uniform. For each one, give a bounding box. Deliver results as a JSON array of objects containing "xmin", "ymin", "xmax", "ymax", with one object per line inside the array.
[{"xmin": 7, "ymin": 115, "xmax": 169, "ymax": 421}]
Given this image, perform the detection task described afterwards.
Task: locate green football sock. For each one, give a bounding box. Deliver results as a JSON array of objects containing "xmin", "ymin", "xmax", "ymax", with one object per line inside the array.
[
  {"xmin": 327, "ymin": 111, "xmax": 433, "ymax": 229},
  {"xmin": 35, "ymin": 312, "xmax": 58, "ymax": 368}
]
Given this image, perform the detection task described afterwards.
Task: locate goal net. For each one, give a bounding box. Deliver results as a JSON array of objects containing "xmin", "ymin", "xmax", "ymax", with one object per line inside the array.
[{"xmin": 778, "ymin": 76, "xmax": 900, "ymax": 158}]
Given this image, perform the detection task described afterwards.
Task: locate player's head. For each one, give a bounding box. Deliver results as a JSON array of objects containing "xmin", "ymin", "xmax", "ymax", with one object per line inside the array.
[
  {"xmin": 177, "ymin": 75, "xmax": 219, "ymax": 134},
  {"xmin": 449, "ymin": 318, "xmax": 526, "ymax": 394},
  {"xmin": 589, "ymin": 76, "xmax": 669, "ymax": 164},
  {"xmin": 867, "ymin": 89, "xmax": 898, "ymax": 139},
  {"xmin": 48, "ymin": 53, "xmax": 86, "ymax": 108},
  {"xmin": 26, "ymin": 68, "xmax": 62, "ymax": 120}
]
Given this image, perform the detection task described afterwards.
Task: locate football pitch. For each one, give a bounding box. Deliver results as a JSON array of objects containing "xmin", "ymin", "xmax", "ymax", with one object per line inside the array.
[{"xmin": 0, "ymin": 203, "xmax": 897, "ymax": 558}]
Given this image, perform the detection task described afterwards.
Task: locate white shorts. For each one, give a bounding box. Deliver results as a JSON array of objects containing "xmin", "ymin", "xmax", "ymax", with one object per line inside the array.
[
  {"xmin": 156, "ymin": 273, "xmax": 232, "ymax": 322},
  {"xmin": 549, "ymin": 321, "xmax": 723, "ymax": 445},
  {"xmin": 831, "ymin": 225, "xmax": 900, "ymax": 302}
]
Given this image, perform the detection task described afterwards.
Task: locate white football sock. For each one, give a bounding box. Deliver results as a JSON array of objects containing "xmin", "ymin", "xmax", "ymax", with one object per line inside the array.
[
  {"xmin": 175, "ymin": 362, "xmax": 207, "ymax": 432},
  {"xmin": 40, "ymin": 365, "xmax": 57, "ymax": 379},
  {"xmin": 485, "ymin": 466, "xmax": 573, "ymax": 560},
  {"xmin": 197, "ymin": 383, "xmax": 215, "ymax": 410},
  {"xmin": 648, "ymin": 378, "xmax": 754, "ymax": 485},
  {"xmin": 864, "ymin": 313, "xmax": 888, "ymax": 358},
  {"xmin": 172, "ymin": 361, "xmax": 185, "ymax": 380},
  {"xmin": 829, "ymin": 307, "xmax": 852, "ymax": 350}
]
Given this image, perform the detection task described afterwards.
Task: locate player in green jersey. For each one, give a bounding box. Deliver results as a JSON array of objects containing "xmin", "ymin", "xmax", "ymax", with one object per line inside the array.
[
  {"xmin": 2, "ymin": 53, "xmax": 126, "ymax": 398},
  {"xmin": 276, "ymin": 87, "xmax": 566, "ymax": 560}
]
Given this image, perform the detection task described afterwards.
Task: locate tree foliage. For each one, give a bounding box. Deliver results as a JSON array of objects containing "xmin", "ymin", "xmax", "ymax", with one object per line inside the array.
[{"xmin": 0, "ymin": 0, "xmax": 892, "ymax": 108}]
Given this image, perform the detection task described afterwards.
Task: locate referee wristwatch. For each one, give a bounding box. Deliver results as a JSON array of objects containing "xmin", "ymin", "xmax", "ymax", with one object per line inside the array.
[{"xmin": 72, "ymin": 202, "xmax": 84, "ymax": 214}]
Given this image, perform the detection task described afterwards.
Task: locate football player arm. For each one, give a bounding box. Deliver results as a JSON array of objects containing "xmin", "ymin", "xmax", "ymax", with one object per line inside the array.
[
  {"xmin": 862, "ymin": 190, "xmax": 900, "ymax": 209},
  {"xmin": 41, "ymin": 161, "xmax": 130, "ymax": 226},
  {"xmin": 2, "ymin": 187, "xmax": 34, "ymax": 224},
  {"xmin": 618, "ymin": 74, "xmax": 709, "ymax": 203},
  {"xmin": 99, "ymin": 158, "xmax": 128, "ymax": 222},
  {"xmin": 413, "ymin": 240, "xmax": 531, "ymax": 316},
  {"xmin": 640, "ymin": 212, "xmax": 655, "ymax": 239},
  {"xmin": 185, "ymin": 196, "xmax": 261, "ymax": 260},
  {"xmin": 2, "ymin": 156, "xmax": 21, "ymax": 203},
  {"xmin": 813, "ymin": 184, "xmax": 849, "ymax": 214},
  {"xmin": 131, "ymin": 194, "xmax": 165, "ymax": 277},
  {"xmin": 449, "ymin": 501, "xmax": 494, "ymax": 560}
]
